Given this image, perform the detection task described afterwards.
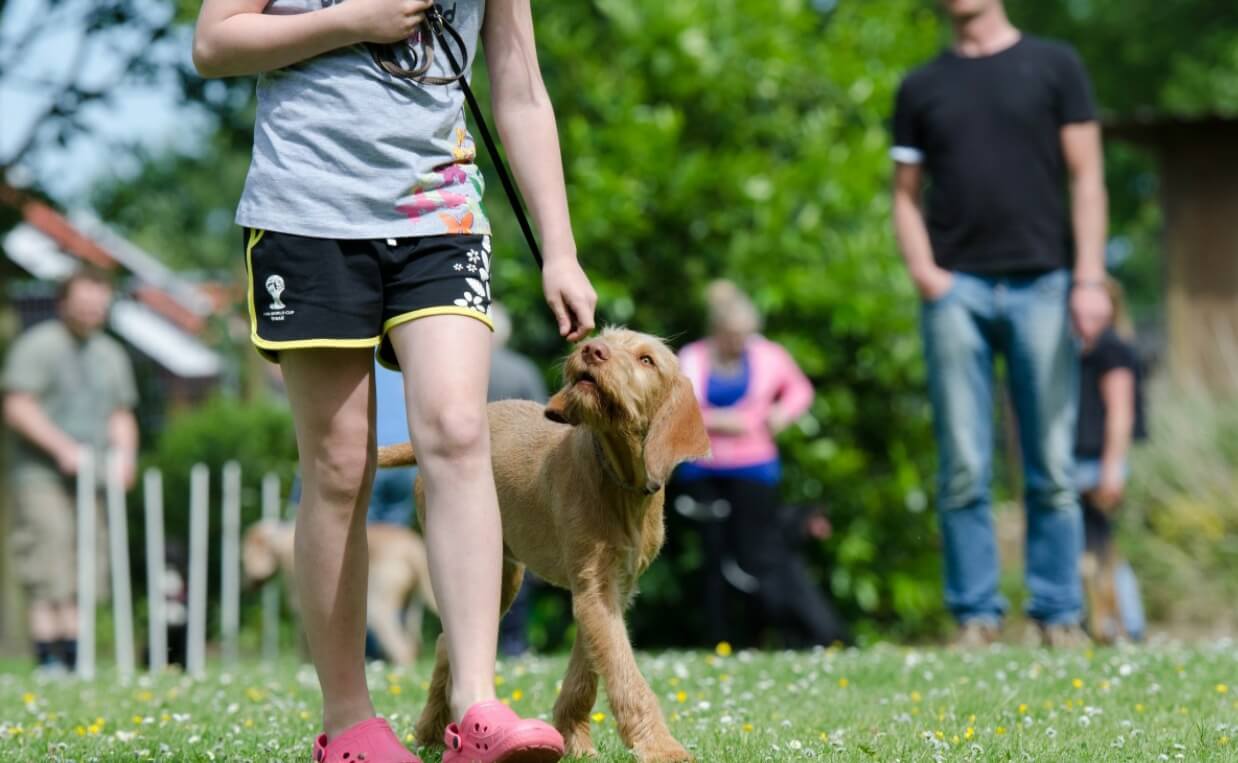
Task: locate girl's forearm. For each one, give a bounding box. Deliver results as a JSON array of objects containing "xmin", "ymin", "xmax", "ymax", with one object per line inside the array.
[
  {"xmin": 1099, "ymin": 368, "xmax": 1136, "ymax": 470},
  {"xmin": 194, "ymin": 5, "xmax": 359, "ymax": 78},
  {"xmin": 492, "ymin": 96, "xmax": 577, "ymax": 262}
]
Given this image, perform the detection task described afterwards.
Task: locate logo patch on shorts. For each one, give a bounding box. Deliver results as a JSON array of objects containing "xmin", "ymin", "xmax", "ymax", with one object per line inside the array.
[{"xmin": 263, "ymin": 274, "xmax": 295, "ymax": 321}]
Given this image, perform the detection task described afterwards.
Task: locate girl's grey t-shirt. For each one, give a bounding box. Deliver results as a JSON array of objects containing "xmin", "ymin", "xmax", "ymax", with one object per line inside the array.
[{"xmin": 235, "ymin": 0, "xmax": 491, "ymax": 240}]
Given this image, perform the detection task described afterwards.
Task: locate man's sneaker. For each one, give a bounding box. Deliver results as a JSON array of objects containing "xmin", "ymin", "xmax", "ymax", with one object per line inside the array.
[
  {"xmin": 950, "ymin": 620, "xmax": 1000, "ymax": 650},
  {"xmin": 1038, "ymin": 622, "xmax": 1090, "ymax": 649}
]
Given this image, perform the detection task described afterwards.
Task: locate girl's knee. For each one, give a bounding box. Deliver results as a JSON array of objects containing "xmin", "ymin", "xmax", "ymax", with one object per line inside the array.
[
  {"xmin": 418, "ymin": 403, "xmax": 489, "ymax": 463},
  {"xmin": 303, "ymin": 431, "xmax": 374, "ymax": 508}
]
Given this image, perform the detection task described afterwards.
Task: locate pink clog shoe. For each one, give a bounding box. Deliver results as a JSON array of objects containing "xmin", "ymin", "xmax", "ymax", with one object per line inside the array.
[
  {"xmin": 312, "ymin": 717, "xmax": 421, "ymax": 763},
  {"xmin": 442, "ymin": 700, "xmax": 565, "ymax": 763}
]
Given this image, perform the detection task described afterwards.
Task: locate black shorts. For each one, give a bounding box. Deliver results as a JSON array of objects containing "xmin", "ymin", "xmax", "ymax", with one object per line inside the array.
[{"xmin": 243, "ymin": 229, "xmax": 494, "ymax": 369}]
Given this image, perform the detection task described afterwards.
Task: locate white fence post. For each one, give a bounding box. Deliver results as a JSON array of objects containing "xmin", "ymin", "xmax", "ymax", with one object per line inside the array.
[
  {"xmin": 75, "ymin": 449, "xmax": 96, "ymax": 680},
  {"xmin": 261, "ymin": 472, "xmax": 281, "ymax": 661},
  {"xmin": 106, "ymin": 451, "xmax": 135, "ymax": 679},
  {"xmin": 144, "ymin": 468, "xmax": 166, "ymax": 674},
  {"xmin": 186, "ymin": 464, "xmax": 209, "ymax": 677},
  {"xmin": 220, "ymin": 461, "xmax": 242, "ymax": 666}
]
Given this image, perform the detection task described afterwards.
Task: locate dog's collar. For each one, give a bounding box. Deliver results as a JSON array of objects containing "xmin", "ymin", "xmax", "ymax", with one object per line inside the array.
[{"xmin": 592, "ymin": 435, "xmax": 659, "ymax": 496}]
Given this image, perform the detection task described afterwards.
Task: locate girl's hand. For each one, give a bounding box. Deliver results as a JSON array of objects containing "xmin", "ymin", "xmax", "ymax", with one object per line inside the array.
[
  {"xmin": 341, "ymin": 0, "xmax": 431, "ymax": 44},
  {"xmin": 542, "ymin": 256, "xmax": 596, "ymax": 342},
  {"xmin": 705, "ymin": 409, "xmax": 749, "ymax": 437}
]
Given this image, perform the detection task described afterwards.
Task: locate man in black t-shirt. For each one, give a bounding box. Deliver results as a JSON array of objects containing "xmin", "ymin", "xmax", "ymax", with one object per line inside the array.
[{"xmin": 891, "ymin": 0, "xmax": 1112, "ymax": 648}]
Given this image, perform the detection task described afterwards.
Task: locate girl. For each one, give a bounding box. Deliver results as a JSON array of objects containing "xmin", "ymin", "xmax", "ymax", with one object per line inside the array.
[{"xmin": 193, "ymin": 2, "xmax": 595, "ymax": 761}]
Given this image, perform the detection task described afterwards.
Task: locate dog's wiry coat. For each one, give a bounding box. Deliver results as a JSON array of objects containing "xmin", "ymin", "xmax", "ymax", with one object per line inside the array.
[{"xmin": 378, "ymin": 328, "xmax": 710, "ymax": 763}]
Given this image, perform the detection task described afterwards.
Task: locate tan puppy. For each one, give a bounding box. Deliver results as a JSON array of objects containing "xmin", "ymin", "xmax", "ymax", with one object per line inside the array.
[
  {"xmin": 378, "ymin": 327, "xmax": 710, "ymax": 763},
  {"xmin": 241, "ymin": 519, "xmax": 438, "ymax": 665}
]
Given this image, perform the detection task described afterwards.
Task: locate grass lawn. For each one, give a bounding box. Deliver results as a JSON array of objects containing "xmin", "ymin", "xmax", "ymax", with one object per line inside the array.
[{"xmin": 0, "ymin": 642, "xmax": 1235, "ymax": 761}]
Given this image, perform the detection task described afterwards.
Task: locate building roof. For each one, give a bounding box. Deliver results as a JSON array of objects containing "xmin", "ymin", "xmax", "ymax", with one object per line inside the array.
[{"xmin": 1, "ymin": 182, "xmax": 222, "ymax": 379}]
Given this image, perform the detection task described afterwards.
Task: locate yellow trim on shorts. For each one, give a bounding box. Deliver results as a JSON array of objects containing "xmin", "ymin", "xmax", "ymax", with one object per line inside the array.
[
  {"xmin": 382, "ymin": 306, "xmax": 496, "ymax": 334},
  {"xmin": 245, "ymin": 228, "xmax": 380, "ymax": 361}
]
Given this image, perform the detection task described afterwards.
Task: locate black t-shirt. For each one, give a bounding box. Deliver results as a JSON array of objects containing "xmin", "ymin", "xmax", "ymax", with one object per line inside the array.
[
  {"xmin": 1075, "ymin": 329, "xmax": 1147, "ymax": 459},
  {"xmin": 892, "ymin": 36, "xmax": 1097, "ymax": 275}
]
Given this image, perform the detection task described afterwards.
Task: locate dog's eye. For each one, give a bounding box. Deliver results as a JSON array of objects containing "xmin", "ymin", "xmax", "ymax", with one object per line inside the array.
[{"xmin": 639, "ymin": 355, "xmax": 655, "ymax": 366}]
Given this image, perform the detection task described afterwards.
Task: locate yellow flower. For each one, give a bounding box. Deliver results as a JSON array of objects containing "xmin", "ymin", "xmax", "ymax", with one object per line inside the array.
[
  {"xmin": 592, "ymin": 712, "xmax": 606, "ymax": 723},
  {"xmin": 511, "ymin": 690, "xmax": 524, "ymax": 702},
  {"xmin": 495, "ymin": 675, "xmax": 506, "ymax": 687},
  {"xmin": 669, "ymin": 677, "xmax": 680, "ymax": 687},
  {"xmin": 742, "ymin": 723, "xmax": 754, "ymax": 733},
  {"xmin": 7, "ymin": 726, "xmax": 22, "ymax": 737},
  {"xmin": 1072, "ymin": 678, "xmax": 1084, "ymax": 689},
  {"xmin": 74, "ymin": 725, "xmax": 86, "ymax": 737},
  {"xmin": 405, "ymin": 734, "xmax": 415, "ymax": 743},
  {"xmin": 819, "ymin": 731, "xmax": 829, "ymax": 742},
  {"xmin": 720, "ymin": 674, "xmax": 731, "ymax": 683},
  {"xmin": 1217, "ymin": 684, "xmax": 1229, "ymax": 694},
  {"xmin": 968, "ymin": 714, "xmax": 976, "ymax": 723},
  {"xmin": 951, "ymin": 734, "xmax": 960, "ymax": 745},
  {"xmin": 87, "ymin": 724, "xmax": 102, "ymax": 736},
  {"xmin": 1018, "ymin": 703, "xmax": 1029, "ymax": 715},
  {"xmin": 1135, "ymin": 703, "xmax": 1145, "ymax": 713},
  {"xmin": 910, "ymin": 691, "xmax": 922, "ymax": 703},
  {"xmin": 388, "ymin": 684, "xmax": 402, "ymax": 696},
  {"xmin": 838, "ymin": 677, "xmax": 849, "ymax": 689},
  {"xmin": 136, "ymin": 690, "xmax": 154, "ymax": 703},
  {"xmin": 300, "ymin": 711, "xmax": 311, "ymax": 721},
  {"xmin": 246, "ymin": 687, "xmax": 266, "ymax": 702},
  {"xmin": 934, "ymin": 730, "xmax": 944, "ymax": 740},
  {"xmin": 1100, "ymin": 680, "xmax": 1111, "ymax": 690},
  {"xmin": 996, "ymin": 726, "xmax": 1007, "ymax": 736},
  {"xmin": 21, "ymin": 692, "xmax": 35, "ymax": 705},
  {"xmin": 715, "ymin": 642, "xmax": 732, "ymax": 657},
  {"xmin": 132, "ymin": 715, "xmax": 144, "ymax": 726},
  {"xmin": 965, "ymin": 727, "xmax": 975, "ymax": 740},
  {"xmin": 1220, "ymin": 736, "xmax": 1230, "ymax": 746},
  {"xmin": 95, "ymin": 717, "xmax": 105, "ymax": 726},
  {"xmin": 675, "ymin": 691, "xmax": 687, "ymax": 704},
  {"xmin": 160, "ymin": 714, "xmax": 171, "ymax": 723},
  {"xmin": 243, "ymin": 719, "xmax": 254, "ymax": 728}
]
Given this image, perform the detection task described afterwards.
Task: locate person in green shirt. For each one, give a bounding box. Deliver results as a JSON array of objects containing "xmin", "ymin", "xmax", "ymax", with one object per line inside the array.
[{"xmin": 2, "ymin": 267, "xmax": 139, "ymax": 672}]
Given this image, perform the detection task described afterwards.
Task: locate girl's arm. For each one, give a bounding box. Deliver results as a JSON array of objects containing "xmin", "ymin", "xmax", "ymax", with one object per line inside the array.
[
  {"xmin": 483, "ymin": 0, "xmax": 596, "ymax": 341},
  {"xmin": 193, "ymin": 0, "xmax": 430, "ymax": 78},
  {"xmin": 1093, "ymin": 367, "xmax": 1136, "ymax": 510}
]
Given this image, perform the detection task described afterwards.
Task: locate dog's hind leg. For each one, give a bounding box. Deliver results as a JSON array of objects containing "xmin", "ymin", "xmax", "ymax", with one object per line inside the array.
[
  {"xmin": 499, "ymin": 558, "xmax": 525, "ymax": 615},
  {"xmin": 414, "ymin": 633, "xmax": 453, "ymax": 746},
  {"xmin": 553, "ymin": 635, "xmax": 599, "ymax": 758}
]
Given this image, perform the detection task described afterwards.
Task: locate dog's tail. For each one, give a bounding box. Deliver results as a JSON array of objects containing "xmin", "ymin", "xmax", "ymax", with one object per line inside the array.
[{"xmin": 377, "ymin": 442, "xmax": 417, "ymax": 468}]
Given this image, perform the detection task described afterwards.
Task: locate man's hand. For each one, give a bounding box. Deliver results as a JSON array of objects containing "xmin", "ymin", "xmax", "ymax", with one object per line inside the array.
[
  {"xmin": 1071, "ymin": 282, "xmax": 1112, "ymax": 345},
  {"xmin": 1089, "ymin": 461, "xmax": 1125, "ymax": 513},
  {"xmin": 55, "ymin": 443, "xmax": 82, "ymax": 478},
  {"xmin": 341, "ymin": 0, "xmax": 431, "ymax": 44},
  {"xmin": 541, "ymin": 256, "xmax": 597, "ymax": 342},
  {"xmin": 912, "ymin": 264, "xmax": 954, "ymax": 302}
]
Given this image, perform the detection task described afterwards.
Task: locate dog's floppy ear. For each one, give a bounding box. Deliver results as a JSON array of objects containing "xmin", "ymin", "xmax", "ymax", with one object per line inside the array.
[
  {"xmin": 544, "ymin": 386, "xmax": 579, "ymax": 425},
  {"xmin": 642, "ymin": 374, "xmax": 711, "ymax": 491}
]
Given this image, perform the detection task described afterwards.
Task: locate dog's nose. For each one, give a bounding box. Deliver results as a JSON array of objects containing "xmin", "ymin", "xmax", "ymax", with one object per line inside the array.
[{"xmin": 581, "ymin": 341, "xmax": 610, "ymax": 365}]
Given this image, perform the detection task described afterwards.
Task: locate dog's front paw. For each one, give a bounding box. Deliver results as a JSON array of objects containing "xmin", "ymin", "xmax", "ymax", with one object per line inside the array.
[
  {"xmin": 634, "ymin": 738, "xmax": 693, "ymax": 763},
  {"xmin": 562, "ymin": 729, "xmax": 598, "ymax": 758}
]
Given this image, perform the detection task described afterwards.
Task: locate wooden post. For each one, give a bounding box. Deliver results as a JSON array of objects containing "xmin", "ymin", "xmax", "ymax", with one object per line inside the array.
[
  {"xmin": 220, "ymin": 461, "xmax": 242, "ymax": 666},
  {"xmin": 144, "ymin": 469, "xmax": 166, "ymax": 674},
  {"xmin": 186, "ymin": 464, "xmax": 209, "ymax": 677},
  {"xmin": 261, "ymin": 473, "xmax": 281, "ymax": 661},
  {"xmin": 106, "ymin": 451, "xmax": 135, "ymax": 679},
  {"xmin": 75, "ymin": 449, "xmax": 96, "ymax": 680}
]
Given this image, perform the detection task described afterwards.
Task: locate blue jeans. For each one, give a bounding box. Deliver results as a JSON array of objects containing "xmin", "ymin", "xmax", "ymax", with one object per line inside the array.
[
  {"xmin": 922, "ymin": 269, "xmax": 1083, "ymax": 626},
  {"xmin": 366, "ymin": 466, "xmax": 417, "ymax": 526}
]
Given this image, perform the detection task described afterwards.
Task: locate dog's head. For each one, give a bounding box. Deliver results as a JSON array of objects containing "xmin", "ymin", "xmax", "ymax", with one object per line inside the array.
[
  {"xmin": 545, "ymin": 327, "xmax": 711, "ymax": 492},
  {"xmin": 241, "ymin": 519, "xmax": 287, "ymax": 588}
]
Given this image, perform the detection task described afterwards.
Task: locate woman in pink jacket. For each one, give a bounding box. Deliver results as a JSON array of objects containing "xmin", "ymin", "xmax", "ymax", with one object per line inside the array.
[{"xmin": 675, "ymin": 281, "xmax": 816, "ymax": 645}]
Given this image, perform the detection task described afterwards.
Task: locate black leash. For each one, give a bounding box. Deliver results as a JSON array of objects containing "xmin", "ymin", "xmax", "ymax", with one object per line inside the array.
[{"xmin": 373, "ymin": 6, "xmax": 545, "ymax": 271}]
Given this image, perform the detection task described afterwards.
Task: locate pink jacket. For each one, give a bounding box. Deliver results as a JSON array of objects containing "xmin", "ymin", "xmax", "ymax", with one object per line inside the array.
[{"xmin": 678, "ymin": 335, "xmax": 815, "ymax": 469}]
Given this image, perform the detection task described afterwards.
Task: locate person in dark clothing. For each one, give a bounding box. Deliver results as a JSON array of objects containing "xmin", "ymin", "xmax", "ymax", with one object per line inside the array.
[
  {"xmin": 891, "ymin": 0, "xmax": 1112, "ymax": 648},
  {"xmin": 1074, "ymin": 279, "xmax": 1146, "ymax": 643}
]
